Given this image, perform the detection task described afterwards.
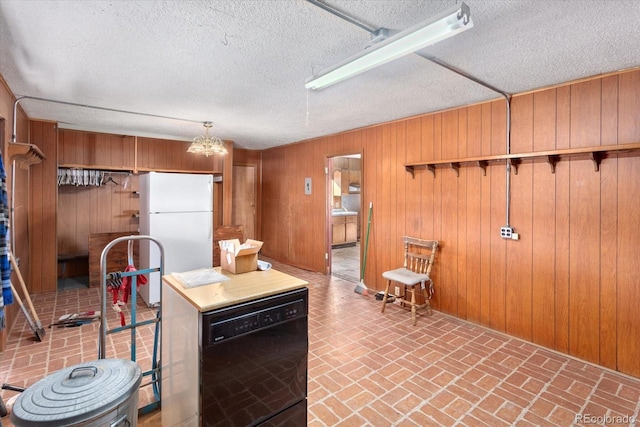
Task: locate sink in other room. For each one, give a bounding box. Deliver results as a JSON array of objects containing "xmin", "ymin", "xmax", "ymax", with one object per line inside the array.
[{"xmin": 332, "ymin": 208, "xmax": 357, "ymax": 216}]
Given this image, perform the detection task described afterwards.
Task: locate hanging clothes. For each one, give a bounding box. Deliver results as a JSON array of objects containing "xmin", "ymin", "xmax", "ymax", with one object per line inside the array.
[{"xmin": 0, "ymin": 154, "xmax": 13, "ymax": 330}]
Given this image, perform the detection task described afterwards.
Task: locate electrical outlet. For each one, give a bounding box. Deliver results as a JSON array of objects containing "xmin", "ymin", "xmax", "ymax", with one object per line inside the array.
[
  {"xmin": 394, "ymin": 286, "xmax": 400, "ymax": 296},
  {"xmin": 500, "ymin": 226, "xmax": 513, "ymax": 239}
]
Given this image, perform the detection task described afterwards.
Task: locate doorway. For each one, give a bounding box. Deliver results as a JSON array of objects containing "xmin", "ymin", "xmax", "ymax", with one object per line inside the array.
[
  {"xmin": 328, "ymin": 154, "xmax": 361, "ymax": 282},
  {"xmin": 232, "ymin": 164, "xmax": 257, "ymax": 240}
]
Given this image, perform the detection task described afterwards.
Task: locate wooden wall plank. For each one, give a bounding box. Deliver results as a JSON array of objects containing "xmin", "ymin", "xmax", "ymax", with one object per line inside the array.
[
  {"xmin": 489, "ymin": 100, "xmax": 507, "ymax": 332},
  {"xmin": 439, "ymin": 110, "xmax": 459, "ymax": 315},
  {"xmin": 29, "ymin": 121, "xmax": 57, "ymax": 293},
  {"xmin": 570, "ymin": 79, "xmax": 601, "ymax": 148},
  {"xmin": 617, "ymin": 156, "xmax": 640, "ymax": 376},
  {"xmin": 568, "ymin": 160, "xmax": 601, "ymax": 364},
  {"xmin": 599, "ymin": 154, "xmax": 617, "ymax": 370},
  {"xmin": 531, "ymin": 89, "xmax": 557, "ymax": 349},
  {"xmin": 465, "ymin": 105, "xmax": 482, "ymax": 323},
  {"xmin": 618, "ymin": 70, "xmax": 640, "ymax": 144},
  {"xmin": 457, "ymin": 108, "xmax": 468, "ymax": 319},
  {"xmin": 405, "ymin": 118, "xmax": 422, "ymax": 237},
  {"xmin": 479, "ymin": 103, "xmax": 493, "ymax": 327},
  {"xmin": 506, "ymin": 94, "xmax": 533, "ymax": 340}
]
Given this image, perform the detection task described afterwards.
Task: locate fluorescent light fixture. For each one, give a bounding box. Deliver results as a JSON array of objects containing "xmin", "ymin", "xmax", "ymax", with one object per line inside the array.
[{"xmin": 305, "ymin": 2, "xmax": 473, "ymax": 90}]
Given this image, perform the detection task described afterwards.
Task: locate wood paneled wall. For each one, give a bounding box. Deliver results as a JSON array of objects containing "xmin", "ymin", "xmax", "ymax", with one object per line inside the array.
[
  {"xmin": 57, "ymin": 176, "xmax": 140, "ymax": 255},
  {"xmin": 28, "ymin": 121, "xmax": 58, "ymax": 294},
  {"xmin": 26, "ymin": 128, "xmax": 234, "ymax": 297},
  {"xmin": 0, "ymin": 76, "xmax": 30, "ymax": 351},
  {"xmin": 260, "ymin": 69, "xmax": 640, "ymax": 377}
]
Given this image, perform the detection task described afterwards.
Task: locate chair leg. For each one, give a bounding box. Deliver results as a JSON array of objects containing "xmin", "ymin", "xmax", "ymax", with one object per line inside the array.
[
  {"xmin": 410, "ymin": 288, "xmax": 417, "ymax": 326},
  {"xmin": 381, "ymin": 280, "xmax": 391, "ymax": 313},
  {"xmin": 422, "ymin": 282, "xmax": 432, "ymax": 316}
]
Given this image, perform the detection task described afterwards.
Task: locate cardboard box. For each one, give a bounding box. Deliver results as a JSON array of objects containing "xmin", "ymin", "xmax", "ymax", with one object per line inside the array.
[{"xmin": 218, "ymin": 239, "xmax": 264, "ymax": 274}]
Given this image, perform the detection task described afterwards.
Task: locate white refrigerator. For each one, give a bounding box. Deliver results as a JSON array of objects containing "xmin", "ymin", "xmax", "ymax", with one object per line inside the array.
[{"xmin": 139, "ymin": 172, "xmax": 213, "ymax": 306}]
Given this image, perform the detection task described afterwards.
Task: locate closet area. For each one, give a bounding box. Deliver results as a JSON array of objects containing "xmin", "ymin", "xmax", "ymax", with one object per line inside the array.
[{"xmin": 56, "ymin": 129, "xmax": 228, "ymax": 290}]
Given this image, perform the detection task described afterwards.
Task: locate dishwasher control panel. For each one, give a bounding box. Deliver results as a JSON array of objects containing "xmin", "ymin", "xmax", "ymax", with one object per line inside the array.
[{"xmin": 208, "ymin": 298, "xmax": 306, "ymax": 343}]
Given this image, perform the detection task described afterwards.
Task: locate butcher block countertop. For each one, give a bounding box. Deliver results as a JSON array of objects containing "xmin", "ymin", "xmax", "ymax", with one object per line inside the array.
[{"xmin": 162, "ymin": 267, "xmax": 308, "ymax": 312}]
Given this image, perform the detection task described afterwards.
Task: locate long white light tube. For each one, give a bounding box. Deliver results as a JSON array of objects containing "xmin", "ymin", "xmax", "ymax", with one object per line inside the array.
[{"xmin": 305, "ymin": 3, "xmax": 473, "ymax": 90}]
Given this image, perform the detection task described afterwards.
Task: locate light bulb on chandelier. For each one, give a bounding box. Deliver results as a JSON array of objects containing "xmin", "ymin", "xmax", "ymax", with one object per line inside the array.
[{"xmin": 187, "ymin": 121, "xmax": 228, "ymax": 156}]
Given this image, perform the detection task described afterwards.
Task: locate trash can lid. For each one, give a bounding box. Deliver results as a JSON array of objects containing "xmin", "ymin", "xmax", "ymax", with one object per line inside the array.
[{"xmin": 11, "ymin": 359, "xmax": 142, "ymax": 427}]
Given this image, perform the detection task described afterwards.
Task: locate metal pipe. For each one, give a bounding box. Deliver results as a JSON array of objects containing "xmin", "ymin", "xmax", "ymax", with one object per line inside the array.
[
  {"xmin": 305, "ymin": 0, "xmax": 377, "ymax": 34},
  {"xmin": 11, "ymin": 95, "xmax": 204, "ymax": 143},
  {"xmin": 10, "ymin": 160, "xmax": 16, "ymax": 254},
  {"xmin": 416, "ymin": 55, "xmax": 513, "ymax": 226}
]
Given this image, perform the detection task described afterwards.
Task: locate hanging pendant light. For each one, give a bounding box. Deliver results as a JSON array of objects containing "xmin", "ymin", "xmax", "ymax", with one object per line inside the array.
[{"xmin": 187, "ymin": 121, "xmax": 228, "ymax": 156}]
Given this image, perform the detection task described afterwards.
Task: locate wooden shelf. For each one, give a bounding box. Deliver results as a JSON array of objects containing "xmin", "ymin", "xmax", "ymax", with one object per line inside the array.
[
  {"xmin": 135, "ymin": 167, "xmax": 224, "ymax": 175},
  {"xmin": 9, "ymin": 142, "xmax": 45, "ymax": 168},
  {"xmin": 405, "ymin": 142, "xmax": 640, "ymax": 178},
  {"xmin": 59, "ymin": 164, "xmax": 133, "ymax": 172}
]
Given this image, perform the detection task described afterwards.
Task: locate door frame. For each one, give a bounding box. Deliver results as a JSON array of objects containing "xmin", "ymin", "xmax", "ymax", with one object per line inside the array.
[{"xmin": 325, "ymin": 150, "xmax": 363, "ymax": 277}]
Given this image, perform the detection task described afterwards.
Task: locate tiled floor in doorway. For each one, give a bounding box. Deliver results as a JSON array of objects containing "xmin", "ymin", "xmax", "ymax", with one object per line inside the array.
[
  {"xmin": 332, "ymin": 242, "xmax": 360, "ymax": 283},
  {"xmin": 2, "ymin": 258, "xmax": 640, "ymax": 426}
]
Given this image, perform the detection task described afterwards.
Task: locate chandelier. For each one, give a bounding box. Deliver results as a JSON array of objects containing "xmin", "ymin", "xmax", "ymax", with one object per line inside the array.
[{"xmin": 187, "ymin": 121, "xmax": 227, "ymax": 156}]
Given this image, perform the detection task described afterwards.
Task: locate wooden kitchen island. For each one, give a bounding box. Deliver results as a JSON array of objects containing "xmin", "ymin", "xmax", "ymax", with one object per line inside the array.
[{"xmin": 161, "ymin": 267, "xmax": 309, "ymax": 427}]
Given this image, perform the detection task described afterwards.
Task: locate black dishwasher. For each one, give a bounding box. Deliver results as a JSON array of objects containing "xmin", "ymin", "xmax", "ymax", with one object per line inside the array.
[{"xmin": 201, "ymin": 288, "xmax": 308, "ymax": 426}]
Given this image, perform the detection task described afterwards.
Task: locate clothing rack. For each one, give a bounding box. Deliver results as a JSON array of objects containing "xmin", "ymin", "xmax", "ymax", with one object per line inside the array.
[{"xmin": 98, "ymin": 235, "xmax": 164, "ymax": 415}]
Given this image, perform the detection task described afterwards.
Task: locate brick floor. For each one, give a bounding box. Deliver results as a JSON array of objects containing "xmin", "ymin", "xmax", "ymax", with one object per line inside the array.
[{"xmin": 2, "ymin": 258, "xmax": 640, "ymax": 426}]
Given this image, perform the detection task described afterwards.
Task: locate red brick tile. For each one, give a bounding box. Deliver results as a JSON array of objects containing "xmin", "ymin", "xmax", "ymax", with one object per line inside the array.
[
  {"xmin": 596, "ymin": 377, "xmax": 620, "ymax": 394},
  {"xmin": 309, "ymin": 402, "xmax": 340, "ymax": 425},
  {"xmin": 393, "ymin": 391, "xmax": 423, "ymax": 415},
  {"xmin": 429, "ymin": 390, "xmax": 457, "ymax": 409},
  {"xmin": 505, "ymin": 371, "xmax": 529, "ymax": 387},
  {"xmin": 368, "ymin": 399, "xmax": 403, "ymax": 424},
  {"xmin": 323, "ymin": 395, "xmax": 353, "ymax": 420},
  {"xmin": 539, "ymin": 390, "xmax": 581, "ymax": 413},
  {"xmin": 548, "ymin": 406, "xmax": 577, "ymax": 425},
  {"xmin": 618, "ymin": 384, "xmax": 640, "ymax": 402},
  {"xmin": 579, "ymin": 401, "xmax": 608, "ymax": 418},
  {"xmin": 335, "ymin": 383, "xmax": 364, "ymax": 401},
  {"xmin": 470, "ymin": 407, "xmax": 511, "ymax": 426},
  {"xmin": 589, "ymin": 394, "xmax": 637, "ymax": 415},
  {"xmin": 442, "ymin": 397, "xmax": 472, "ymax": 419},
  {"xmin": 477, "ymin": 394, "xmax": 505, "ymax": 414},
  {"xmin": 568, "ymin": 380, "xmax": 593, "ymax": 399},
  {"xmin": 496, "ymin": 402, "xmax": 523, "ymax": 424},
  {"xmin": 493, "ymin": 383, "xmax": 532, "ymax": 408},
  {"xmin": 521, "ymin": 411, "xmax": 558, "ymax": 426},
  {"xmin": 335, "ymin": 414, "xmax": 367, "ymax": 427},
  {"xmin": 528, "ymin": 398, "xmax": 555, "ymax": 418},
  {"xmin": 344, "ymin": 390, "xmax": 376, "ymax": 411},
  {"xmin": 521, "ymin": 377, "xmax": 545, "ymax": 394},
  {"xmin": 475, "ymin": 374, "xmax": 501, "ymax": 391},
  {"xmin": 420, "ymin": 403, "xmax": 457, "ymax": 426}
]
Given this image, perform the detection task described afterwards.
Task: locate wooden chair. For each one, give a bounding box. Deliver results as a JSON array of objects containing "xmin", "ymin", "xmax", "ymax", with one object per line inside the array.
[{"xmin": 381, "ymin": 237, "xmax": 438, "ymax": 325}]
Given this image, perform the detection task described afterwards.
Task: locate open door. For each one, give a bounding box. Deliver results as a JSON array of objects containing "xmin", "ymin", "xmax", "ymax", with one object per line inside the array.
[{"xmin": 327, "ymin": 153, "xmax": 362, "ymax": 282}]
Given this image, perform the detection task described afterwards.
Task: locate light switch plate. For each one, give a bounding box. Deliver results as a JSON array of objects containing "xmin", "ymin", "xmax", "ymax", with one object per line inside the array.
[{"xmin": 304, "ymin": 177, "xmax": 312, "ymax": 195}]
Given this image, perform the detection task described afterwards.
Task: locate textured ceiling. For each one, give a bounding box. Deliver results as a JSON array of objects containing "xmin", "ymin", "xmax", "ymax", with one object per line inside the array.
[{"xmin": 0, "ymin": 0, "xmax": 639, "ymax": 150}]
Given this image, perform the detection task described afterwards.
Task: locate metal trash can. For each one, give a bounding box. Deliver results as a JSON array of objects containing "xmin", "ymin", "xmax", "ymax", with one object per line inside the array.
[{"xmin": 10, "ymin": 359, "xmax": 142, "ymax": 427}]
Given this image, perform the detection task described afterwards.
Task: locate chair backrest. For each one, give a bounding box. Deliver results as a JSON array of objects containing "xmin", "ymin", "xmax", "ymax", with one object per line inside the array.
[{"xmin": 403, "ymin": 236, "xmax": 438, "ymax": 276}]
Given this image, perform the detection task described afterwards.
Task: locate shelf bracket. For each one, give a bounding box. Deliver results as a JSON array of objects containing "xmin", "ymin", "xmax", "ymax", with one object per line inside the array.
[
  {"xmin": 546, "ymin": 155, "xmax": 559, "ymax": 174},
  {"xmin": 590, "ymin": 152, "xmax": 603, "ymax": 172},
  {"xmin": 426, "ymin": 164, "xmax": 436, "ymax": 177},
  {"xmin": 405, "ymin": 165, "xmax": 415, "ymax": 178},
  {"xmin": 476, "ymin": 160, "xmax": 488, "ymax": 176},
  {"xmin": 449, "ymin": 162, "xmax": 460, "ymax": 177},
  {"xmin": 509, "ymin": 158, "xmax": 521, "ymax": 175}
]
